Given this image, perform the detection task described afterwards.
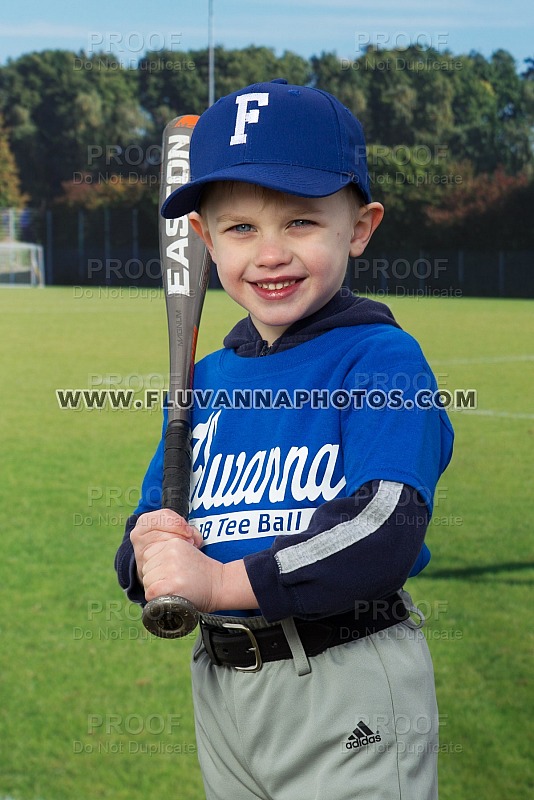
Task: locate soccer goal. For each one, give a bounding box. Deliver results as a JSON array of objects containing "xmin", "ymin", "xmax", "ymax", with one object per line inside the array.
[{"xmin": 0, "ymin": 242, "xmax": 45, "ymax": 286}]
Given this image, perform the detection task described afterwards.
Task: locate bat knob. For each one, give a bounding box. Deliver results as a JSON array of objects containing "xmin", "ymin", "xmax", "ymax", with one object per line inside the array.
[{"xmin": 142, "ymin": 595, "xmax": 199, "ymax": 639}]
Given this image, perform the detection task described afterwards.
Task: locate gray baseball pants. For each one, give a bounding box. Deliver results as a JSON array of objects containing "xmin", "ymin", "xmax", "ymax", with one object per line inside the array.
[{"xmin": 190, "ymin": 594, "xmax": 438, "ymax": 799}]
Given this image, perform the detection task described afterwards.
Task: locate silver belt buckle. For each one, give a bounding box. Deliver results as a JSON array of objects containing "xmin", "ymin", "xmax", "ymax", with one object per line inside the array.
[{"xmin": 222, "ymin": 622, "xmax": 263, "ymax": 672}]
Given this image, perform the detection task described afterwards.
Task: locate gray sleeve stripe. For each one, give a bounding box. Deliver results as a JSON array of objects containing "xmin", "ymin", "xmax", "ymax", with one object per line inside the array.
[{"xmin": 274, "ymin": 480, "xmax": 404, "ymax": 575}]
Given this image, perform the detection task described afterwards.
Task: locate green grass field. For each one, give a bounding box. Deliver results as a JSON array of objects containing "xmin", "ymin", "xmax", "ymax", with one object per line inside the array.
[{"xmin": 1, "ymin": 286, "xmax": 532, "ymax": 800}]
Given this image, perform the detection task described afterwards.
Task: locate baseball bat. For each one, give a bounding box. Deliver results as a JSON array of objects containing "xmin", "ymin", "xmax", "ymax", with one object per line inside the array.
[{"xmin": 141, "ymin": 115, "xmax": 210, "ymax": 639}]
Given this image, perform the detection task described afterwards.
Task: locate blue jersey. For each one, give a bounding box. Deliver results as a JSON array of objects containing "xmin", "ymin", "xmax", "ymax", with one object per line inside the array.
[{"xmin": 133, "ymin": 320, "xmax": 453, "ymax": 617}]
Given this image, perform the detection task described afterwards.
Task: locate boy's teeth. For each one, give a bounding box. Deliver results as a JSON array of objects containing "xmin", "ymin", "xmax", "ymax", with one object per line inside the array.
[{"xmin": 257, "ymin": 280, "xmax": 297, "ymax": 290}]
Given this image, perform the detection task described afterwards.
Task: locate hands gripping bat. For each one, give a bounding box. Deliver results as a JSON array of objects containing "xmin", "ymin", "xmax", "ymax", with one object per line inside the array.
[{"xmin": 141, "ymin": 115, "xmax": 210, "ymax": 639}]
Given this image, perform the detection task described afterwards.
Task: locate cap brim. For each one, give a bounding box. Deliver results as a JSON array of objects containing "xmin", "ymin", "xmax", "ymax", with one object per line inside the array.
[{"xmin": 161, "ymin": 163, "xmax": 370, "ymax": 219}]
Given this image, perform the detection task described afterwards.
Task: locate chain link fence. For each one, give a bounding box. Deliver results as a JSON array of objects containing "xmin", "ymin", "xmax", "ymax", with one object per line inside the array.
[
  {"xmin": 0, "ymin": 208, "xmax": 42, "ymax": 243},
  {"xmin": 2, "ymin": 207, "xmax": 532, "ymax": 297}
]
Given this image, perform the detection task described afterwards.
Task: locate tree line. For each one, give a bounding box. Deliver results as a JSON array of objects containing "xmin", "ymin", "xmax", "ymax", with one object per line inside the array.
[{"xmin": 0, "ymin": 45, "xmax": 533, "ymax": 249}]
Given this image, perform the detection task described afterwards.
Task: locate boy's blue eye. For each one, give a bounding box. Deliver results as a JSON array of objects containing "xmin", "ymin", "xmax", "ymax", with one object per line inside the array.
[
  {"xmin": 233, "ymin": 223, "xmax": 253, "ymax": 233},
  {"xmin": 291, "ymin": 219, "xmax": 313, "ymax": 227}
]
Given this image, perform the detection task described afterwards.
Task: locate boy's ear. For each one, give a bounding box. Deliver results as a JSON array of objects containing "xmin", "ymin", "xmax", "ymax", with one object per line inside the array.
[
  {"xmin": 189, "ymin": 212, "xmax": 214, "ymax": 257},
  {"xmin": 349, "ymin": 202, "xmax": 384, "ymax": 258}
]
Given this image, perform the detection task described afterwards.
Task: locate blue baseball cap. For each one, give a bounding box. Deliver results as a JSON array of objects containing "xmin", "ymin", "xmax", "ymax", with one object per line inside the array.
[{"xmin": 161, "ymin": 78, "xmax": 371, "ymax": 219}]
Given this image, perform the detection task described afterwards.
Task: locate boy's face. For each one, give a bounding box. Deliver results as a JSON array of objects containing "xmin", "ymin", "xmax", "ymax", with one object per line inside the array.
[{"xmin": 190, "ymin": 182, "xmax": 383, "ymax": 345}]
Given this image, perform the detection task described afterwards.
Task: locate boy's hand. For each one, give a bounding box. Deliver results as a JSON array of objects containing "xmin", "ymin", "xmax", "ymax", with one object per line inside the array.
[
  {"xmin": 130, "ymin": 510, "xmax": 202, "ymax": 584},
  {"xmin": 140, "ymin": 537, "xmax": 224, "ymax": 613},
  {"xmin": 131, "ymin": 509, "xmax": 259, "ymax": 614}
]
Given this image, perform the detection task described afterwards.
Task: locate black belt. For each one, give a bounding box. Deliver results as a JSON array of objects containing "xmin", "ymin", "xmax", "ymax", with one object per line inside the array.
[{"xmin": 200, "ymin": 593, "xmax": 409, "ymax": 672}]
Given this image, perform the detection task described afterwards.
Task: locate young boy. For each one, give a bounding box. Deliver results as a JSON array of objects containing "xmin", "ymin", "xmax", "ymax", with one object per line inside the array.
[{"xmin": 115, "ymin": 79, "xmax": 454, "ymax": 799}]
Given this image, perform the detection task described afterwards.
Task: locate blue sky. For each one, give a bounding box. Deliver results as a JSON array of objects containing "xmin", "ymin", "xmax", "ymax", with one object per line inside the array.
[{"xmin": 1, "ymin": 0, "xmax": 532, "ymax": 71}]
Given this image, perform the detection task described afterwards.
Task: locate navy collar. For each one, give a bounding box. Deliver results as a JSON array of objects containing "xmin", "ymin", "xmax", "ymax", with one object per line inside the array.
[{"xmin": 223, "ymin": 290, "xmax": 400, "ymax": 357}]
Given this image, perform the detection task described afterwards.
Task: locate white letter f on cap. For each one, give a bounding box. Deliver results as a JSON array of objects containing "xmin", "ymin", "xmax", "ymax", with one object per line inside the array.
[{"xmin": 230, "ymin": 93, "xmax": 269, "ymax": 146}]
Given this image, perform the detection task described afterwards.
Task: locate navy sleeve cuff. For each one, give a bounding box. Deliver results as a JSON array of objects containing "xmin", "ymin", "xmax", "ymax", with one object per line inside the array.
[
  {"xmin": 114, "ymin": 513, "xmax": 146, "ymax": 606},
  {"xmin": 244, "ymin": 481, "xmax": 429, "ymax": 623}
]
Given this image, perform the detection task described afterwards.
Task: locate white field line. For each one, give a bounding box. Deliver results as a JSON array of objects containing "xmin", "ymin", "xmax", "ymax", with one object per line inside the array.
[
  {"xmin": 432, "ymin": 355, "xmax": 534, "ymax": 366},
  {"xmin": 431, "ymin": 354, "xmax": 534, "ymax": 420},
  {"xmin": 451, "ymin": 409, "xmax": 534, "ymax": 420}
]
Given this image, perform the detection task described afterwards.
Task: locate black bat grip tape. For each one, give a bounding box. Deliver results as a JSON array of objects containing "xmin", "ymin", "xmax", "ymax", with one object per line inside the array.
[
  {"xmin": 162, "ymin": 418, "xmax": 192, "ymax": 519},
  {"xmin": 142, "ymin": 419, "xmax": 200, "ymax": 639}
]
